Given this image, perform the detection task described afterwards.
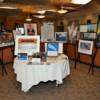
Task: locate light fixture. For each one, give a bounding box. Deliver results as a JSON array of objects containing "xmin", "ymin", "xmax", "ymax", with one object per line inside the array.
[
  {"xmin": 26, "ymin": 15, "xmax": 32, "ymax": 21},
  {"xmin": 57, "ymin": 9, "xmax": 68, "ymax": 14},
  {"xmin": 57, "ymin": 0, "xmax": 68, "ymax": 14},
  {"xmin": 34, "ymin": 15, "xmax": 45, "ymax": 18},
  {"xmin": 72, "ymin": 0, "xmax": 92, "ymax": 5},
  {"xmin": 0, "ymin": 6, "xmax": 17, "ymax": 9},
  {"xmin": 37, "ymin": 10, "xmax": 46, "ymax": 14}
]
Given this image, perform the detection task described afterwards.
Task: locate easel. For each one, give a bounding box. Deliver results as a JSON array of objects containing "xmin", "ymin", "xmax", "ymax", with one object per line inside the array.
[{"xmin": 74, "ymin": 40, "xmax": 95, "ymax": 75}]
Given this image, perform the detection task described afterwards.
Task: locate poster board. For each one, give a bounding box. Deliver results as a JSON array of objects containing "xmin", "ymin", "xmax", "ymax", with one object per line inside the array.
[
  {"xmin": 15, "ymin": 35, "xmax": 40, "ymax": 55},
  {"xmin": 41, "ymin": 22, "xmax": 54, "ymax": 42}
]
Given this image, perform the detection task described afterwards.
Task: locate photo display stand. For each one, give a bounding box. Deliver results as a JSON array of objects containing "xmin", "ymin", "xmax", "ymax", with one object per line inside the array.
[{"xmin": 74, "ymin": 39, "xmax": 95, "ymax": 74}]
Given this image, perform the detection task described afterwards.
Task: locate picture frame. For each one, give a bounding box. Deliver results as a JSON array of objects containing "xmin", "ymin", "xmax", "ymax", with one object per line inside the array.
[
  {"xmin": 82, "ymin": 32, "xmax": 96, "ymax": 40},
  {"xmin": 24, "ymin": 23, "xmax": 37, "ymax": 35},
  {"xmin": 55, "ymin": 32, "xmax": 67, "ymax": 43},
  {"xmin": 47, "ymin": 42, "xmax": 58, "ymax": 56},
  {"xmin": 17, "ymin": 53, "xmax": 28, "ymax": 60},
  {"xmin": 15, "ymin": 35, "xmax": 40, "ymax": 55},
  {"xmin": 78, "ymin": 40, "xmax": 93, "ymax": 55},
  {"xmin": 45, "ymin": 42, "xmax": 63, "ymax": 54}
]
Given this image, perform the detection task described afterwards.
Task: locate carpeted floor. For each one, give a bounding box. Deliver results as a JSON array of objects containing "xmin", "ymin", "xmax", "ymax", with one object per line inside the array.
[{"xmin": 0, "ymin": 60, "xmax": 100, "ymax": 100}]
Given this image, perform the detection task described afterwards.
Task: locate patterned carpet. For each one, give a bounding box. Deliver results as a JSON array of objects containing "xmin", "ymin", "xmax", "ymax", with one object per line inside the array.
[{"xmin": 0, "ymin": 60, "xmax": 100, "ymax": 100}]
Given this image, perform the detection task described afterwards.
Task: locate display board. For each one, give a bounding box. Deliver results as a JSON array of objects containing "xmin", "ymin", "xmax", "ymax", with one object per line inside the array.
[
  {"xmin": 15, "ymin": 35, "xmax": 40, "ymax": 55},
  {"xmin": 41, "ymin": 22, "xmax": 54, "ymax": 42}
]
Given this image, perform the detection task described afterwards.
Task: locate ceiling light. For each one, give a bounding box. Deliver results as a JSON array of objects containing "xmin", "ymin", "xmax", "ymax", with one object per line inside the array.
[
  {"xmin": 26, "ymin": 15, "xmax": 32, "ymax": 21},
  {"xmin": 57, "ymin": 9, "xmax": 68, "ymax": 14},
  {"xmin": 34, "ymin": 15, "xmax": 45, "ymax": 18},
  {"xmin": 37, "ymin": 10, "xmax": 46, "ymax": 14},
  {"xmin": 72, "ymin": 0, "xmax": 92, "ymax": 4},
  {"xmin": 0, "ymin": 6, "xmax": 17, "ymax": 9}
]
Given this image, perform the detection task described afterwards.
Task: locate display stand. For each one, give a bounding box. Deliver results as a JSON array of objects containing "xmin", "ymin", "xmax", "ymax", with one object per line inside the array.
[
  {"xmin": 74, "ymin": 49, "xmax": 95, "ymax": 75},
  {"xmin": 74, "ymin": 40, "xmax": 94, "ymax": 75},
  {"xmin": 88, "ymin": 47, "xmax": 98, "ymax": 74}
]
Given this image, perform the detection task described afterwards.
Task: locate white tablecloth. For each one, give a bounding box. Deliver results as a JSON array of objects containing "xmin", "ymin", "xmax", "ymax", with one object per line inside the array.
[{"xmin": 13, "ymin": 54, "xmax": 70, "ymax": 92}]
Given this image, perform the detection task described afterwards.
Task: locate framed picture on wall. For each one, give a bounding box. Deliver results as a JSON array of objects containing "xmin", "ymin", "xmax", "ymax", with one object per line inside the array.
[
  {"xmin": 24, "ymin": 23, "xmax": 37, "ymax": 35},
  {"xmin": 55, "ymin": 32, "xmax": 67, "ymax": 43},
  {"xmin": 78, "ymin": 40, "xmax": 93, "ymax": 55},
  {"xmin": 15, "ymin": 35, "xmax": 40, "ymax": 55}
]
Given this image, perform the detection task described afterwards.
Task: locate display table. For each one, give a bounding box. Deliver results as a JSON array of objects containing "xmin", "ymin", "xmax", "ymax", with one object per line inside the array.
[
  {"xmin": 13, "ymin": 54, "xmax": 70, "ymax": 92},
  {"xmin": 0, "ymin": 41, "xmax": 14, "ymax": 75}
]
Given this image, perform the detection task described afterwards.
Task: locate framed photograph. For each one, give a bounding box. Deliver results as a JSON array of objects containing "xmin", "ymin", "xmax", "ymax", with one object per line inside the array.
[
  {"xmin": 45, "ymin": 42, "xmax": 63, "ymax": 54},
  {"xmin": 47, "ymin": 42, "xmax": 58, "ymax": 56},
  {"xmin": 24, "ymin": 23, "xmax": 37, "ymax": 35},
  {"xmin": 55, "ymin": 32, "xmax": 67, "ymax": 43},
  {"xmin": 17, "ymin": 53, "xmax": 28, "ymax": 60},
  {"xmin": 78, "ymin": 40, "xmax": 93, "ymax": 55},
  {"xmin": 15, "ymin": 35, "xmax": 40, "ymax": 55},
  {"xmin": 82, "ymin": 32, "xmax": 96, "ymax": 40}
]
